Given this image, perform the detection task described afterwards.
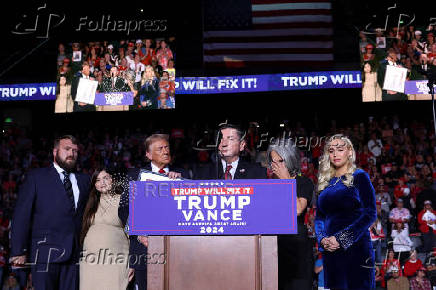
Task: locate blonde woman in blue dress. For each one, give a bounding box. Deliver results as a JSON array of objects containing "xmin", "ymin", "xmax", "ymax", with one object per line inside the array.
[{"xmin": 315, "ymin": 134, "xmax": 377, "ymax": 289}]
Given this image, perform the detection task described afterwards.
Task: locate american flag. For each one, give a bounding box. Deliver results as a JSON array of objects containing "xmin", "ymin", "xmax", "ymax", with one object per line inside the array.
[{"xmin": 203, "ymin": 0, "xmax": 333, "ymax": 68}]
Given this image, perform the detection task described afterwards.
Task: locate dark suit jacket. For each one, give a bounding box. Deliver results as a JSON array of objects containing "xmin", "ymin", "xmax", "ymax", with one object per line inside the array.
[
  {"xmin": 194, "ymin": 159, "xmax": 267, "ymax": 180},
  {"xmin": 11, "ymin": 165, "xmax": 90, "ymax": 264},
  {"xmin": 118, "ymin": 163, "xmax": 188, "ymax": 270},
  {"xmin": 100, "ymin": 77, "xmax": 129, "ymax": 92}
]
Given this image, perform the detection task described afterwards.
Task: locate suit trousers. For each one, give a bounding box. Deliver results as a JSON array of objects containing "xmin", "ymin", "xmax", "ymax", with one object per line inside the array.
[
  {"xmin": 134, "ymin": 269, "xmax": 147, "ymax": 290},
  {"xmin": 73, "ymin": 102, "xmax": 95, "ymax": 112},
  {"xmin": 32, "ymin": 261, "xmax": 78, "ymax": 290}
]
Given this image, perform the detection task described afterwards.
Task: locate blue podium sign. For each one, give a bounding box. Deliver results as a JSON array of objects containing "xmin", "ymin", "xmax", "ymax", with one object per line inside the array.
[{"xmin": 128, "ymin": 179, "xmax": 297, "ymax": 236}]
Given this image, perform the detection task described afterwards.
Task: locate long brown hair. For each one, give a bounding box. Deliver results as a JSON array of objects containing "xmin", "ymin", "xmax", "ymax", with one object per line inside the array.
[{"xmin": 81, "ymin": 169, "xmax": 122, "ymax": 245}]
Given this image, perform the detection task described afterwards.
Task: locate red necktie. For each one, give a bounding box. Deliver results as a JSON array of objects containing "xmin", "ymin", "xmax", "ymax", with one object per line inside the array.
[
  {"xmin": 224, "ymin": 164, "xmax": 233, "ymax": 180},
  {"xmin": 159, "ymin": 168, "xmax": 166, "ymax": 174}
]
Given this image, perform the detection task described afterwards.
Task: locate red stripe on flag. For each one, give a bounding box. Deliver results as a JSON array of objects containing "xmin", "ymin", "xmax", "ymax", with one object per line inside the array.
[
  {"xmin": 204, "ymin": 47, "xmax": 333, "ymax": 55},
  {"xmin": 205, "ymin": 60, "xmax": 333, "ymax": 68},
  {"xmin": 252, "ymin": 9, "xmax": 331, "ymax": 17},
  {"xmin": 253, "ymin": 22, "xmax": 332, "ymax": 29},
  {"xmin": 252, "ymin": 0, "xmax": 331, "ymax": 3},
  {"xmin": 204, "ymin": 35, "xmax": 332, "ymax": 43}
]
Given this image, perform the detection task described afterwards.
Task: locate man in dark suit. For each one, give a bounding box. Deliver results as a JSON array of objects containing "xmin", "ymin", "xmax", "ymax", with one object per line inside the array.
[
  {"xmin": 98, "ymin": 66, "xmax": 132, "ymax": 111},
  {"xmin": 118, "ymin": 134, "xmax": 188, "ymax": 290},
  {"xmin": 195, "ymin": 123, "xmax": 267, "ymax": 180},
  {"xmin": 71, "ymin": 62, "xmax": 96, "ymax": 112},
  {"xmin": 100, "ymin": 66, "xmax": 130, "ymax": 93},
  {"xmin": 377, "ymin": 48, "xmax": 408, "ymax": 101},
  {"xmin": 10, "ymin": 135, "xmax": 90, "ymax": 290}
]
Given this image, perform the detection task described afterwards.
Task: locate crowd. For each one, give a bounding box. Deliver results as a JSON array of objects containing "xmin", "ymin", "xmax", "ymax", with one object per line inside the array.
[
  {"xmin": 1, "ymin": 114, "xmax": 436, "ymax": 289},
  {"xmin": 55, "ymin": 38, "xmax": 176, "ymax": 113},
  {"xmin": 360, "ymin": 23, "xmax": 436, "ymax": 102}
]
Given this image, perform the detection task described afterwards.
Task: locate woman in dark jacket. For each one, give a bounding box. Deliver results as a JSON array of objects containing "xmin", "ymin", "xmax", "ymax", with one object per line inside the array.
[{"xmin": 267, "ymin": 139, "xmax": 314, "ymax": 290}]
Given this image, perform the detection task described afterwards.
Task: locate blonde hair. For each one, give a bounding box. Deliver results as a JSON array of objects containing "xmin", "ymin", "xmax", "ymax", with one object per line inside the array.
[
  {"xmin": 317, "ymin": 134, "xmax": 357, "ymax": 193},
  {"xmin": 141, "ymin": 65, "xmax": 155, "ymax": 86}
]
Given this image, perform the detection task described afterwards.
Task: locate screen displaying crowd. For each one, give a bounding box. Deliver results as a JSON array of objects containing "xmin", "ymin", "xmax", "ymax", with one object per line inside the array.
[
  {"xmin": 55, "ymin": 37, "xmax": 176, "ymax": 113},
  {"xmin": 1, "ymin": 114, "xmax": 436, "ymax": 288},
  {"xmin": 360, "ymin": 23, "xmax": 436, "ymax": 102}
]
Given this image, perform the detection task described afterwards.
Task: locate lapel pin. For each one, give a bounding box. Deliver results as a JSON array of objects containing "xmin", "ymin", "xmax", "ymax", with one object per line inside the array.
[{"xmin": 239, "ymin": 169, "xmax": 245, "ymax": 173}]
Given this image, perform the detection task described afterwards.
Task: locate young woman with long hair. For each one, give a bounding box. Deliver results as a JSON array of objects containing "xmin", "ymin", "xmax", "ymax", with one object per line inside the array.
[
  {"xmin": 80, "ymin": 169, "xmax": 132, "ymax": 290},
  {"xmin": 315, "ymin": 134, "xmax": 377, "ymax": 289}
]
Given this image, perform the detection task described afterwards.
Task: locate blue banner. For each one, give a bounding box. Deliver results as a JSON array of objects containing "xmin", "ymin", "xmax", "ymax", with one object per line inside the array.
[
  {"xmin": 128, "ymin": 179, "xmax": 297, "ymax": 236},
  {"xmin": 404, "ymin": 80, "xmax": 436, "ymax": 94},
  {"xmin": 174, "ymin": 71, "xmax": 362, "ymax": 94},
  {"xmin": 0, "ymin": 83, "xmax": 56, "ymax": 101},
  {"xmin": 0, "ymin": 71, "xmax": 364, "ymax": 101}
]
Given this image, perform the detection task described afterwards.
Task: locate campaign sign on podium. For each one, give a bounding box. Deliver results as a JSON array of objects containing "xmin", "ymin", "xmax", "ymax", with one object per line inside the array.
[{"xmin": 128, "ymin": 179, "xmax": 297, "ymax": 235}]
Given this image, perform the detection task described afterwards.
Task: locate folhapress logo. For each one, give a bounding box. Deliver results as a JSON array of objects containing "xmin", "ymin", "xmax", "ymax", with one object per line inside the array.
[
  {"xmin": 11, "ymin": 3, "xmax": 65, "ymax": 39},
  {"xmin": 75, "ymin": 15, "xmax": 167, "ymax": 35},
  {"xmin": 11, "ymin": 4, "xmax": 168, "ymax": 38}
]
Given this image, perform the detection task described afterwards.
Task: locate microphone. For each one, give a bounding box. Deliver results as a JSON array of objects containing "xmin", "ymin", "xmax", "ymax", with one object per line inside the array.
[{"xmin": 215, "ymin": 129, "xmax": 223, "ymax": 179}]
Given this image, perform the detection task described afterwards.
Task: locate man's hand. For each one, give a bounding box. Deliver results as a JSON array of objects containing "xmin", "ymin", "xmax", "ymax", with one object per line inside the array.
[
  {"xmin": 168, "ymin": 171, "xmax": 182, "ymax": 179},
  {"xmin": 79, "ymin": 102, "xmax": 86, "ymax": 106},
  {"xmin": 137, "ymin": 235, "xmax": 149, "ymax": 247},
  {"xmin": 10, "ymin": 255, "xmax": 26, "ymax": 266},
  {"xmin": 128, "ymin": 268, "xmax": 135, "ymax": 282}
]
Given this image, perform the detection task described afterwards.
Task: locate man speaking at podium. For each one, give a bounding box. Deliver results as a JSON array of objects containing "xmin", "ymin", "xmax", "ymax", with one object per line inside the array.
[
  {"xmin": 194, "ymin": 123, "xmax": 267, "ymax": 180},
  {"xmin": 118, "ymin": 134, "xmax": 188, "ymax": 290}
]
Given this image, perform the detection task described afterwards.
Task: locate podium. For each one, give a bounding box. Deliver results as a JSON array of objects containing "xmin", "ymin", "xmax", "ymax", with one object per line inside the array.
[
  {"xmin": 147, "ymin": 235, "xmax": 278, "ymax": 290},
  {"xmin": 128, "ymin": 179, "xmax": 296, "ymax": 290}
]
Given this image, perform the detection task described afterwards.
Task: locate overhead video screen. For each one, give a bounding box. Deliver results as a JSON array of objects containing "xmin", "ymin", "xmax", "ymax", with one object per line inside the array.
[
  {"xmin": 359, "ymin": 18, "xmax": 435, "ymax": 102},
  {"xmin": 55, "ymin": 37, "xmax": 176, "ymax": 113}
]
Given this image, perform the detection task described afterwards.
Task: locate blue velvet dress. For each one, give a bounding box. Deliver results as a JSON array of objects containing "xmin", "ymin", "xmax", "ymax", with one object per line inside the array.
[{"xmin": 315, "ymin": 169, "xmax": 376, "ymax": 289}]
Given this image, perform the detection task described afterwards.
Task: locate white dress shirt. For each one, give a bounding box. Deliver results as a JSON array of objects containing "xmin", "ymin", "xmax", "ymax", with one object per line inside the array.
[
  {"xmin": 53, "ymin": 162, "xmax": 80, "ymax": 207},
  {"xmin": 221, "ymin": 158, "xmax": 239, "ymax": 179},
  {"xmin": 151, "ymin": 162, "xmax": 169, "ymax": 174}
]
